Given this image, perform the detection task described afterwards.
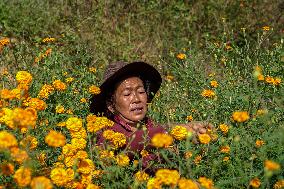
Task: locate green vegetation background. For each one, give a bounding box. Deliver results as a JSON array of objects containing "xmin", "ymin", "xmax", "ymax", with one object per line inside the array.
[{"xmin": 0, "ymin": 0, "xmax": 283, "ymax": 188}]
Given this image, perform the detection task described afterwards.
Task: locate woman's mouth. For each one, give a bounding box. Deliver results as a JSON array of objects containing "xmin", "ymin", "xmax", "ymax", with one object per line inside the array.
[{"xmin": 130, "ymin": 107, "xmax": 144, "ymax": 114}]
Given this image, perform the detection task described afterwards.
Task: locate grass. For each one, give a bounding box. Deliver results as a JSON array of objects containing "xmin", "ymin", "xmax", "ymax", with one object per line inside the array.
[{"xmin": 0, "ymin": 1, "xmax": 283, "ymax": 189}]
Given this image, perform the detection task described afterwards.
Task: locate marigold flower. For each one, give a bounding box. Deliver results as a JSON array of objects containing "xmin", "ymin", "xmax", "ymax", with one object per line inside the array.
[
  {"xmin": 20, "ymin": 135, "xmax": 38, "ymax": 150},
  {"xmin": 66, "ymin": 117, "xmax": 83, "ymax": 132},
  {"xmin": 258, "ymin": 74, "xmax": 264, "ymax": 81},
  {"xmin": 14, "ymin": 167, "xmax": 32, "ymax": 187},
  {"xmin": 16, "ymin": 71, "xmax": 33, "ymax": 86},
  {"xmin": 55, "ymin": 105, "xmax": 65, "ymax": 114},
  {"xmin": 232, "ymin": 111, "xmax": 250, "ymax": 122},
  {"xmin": 1, "ymin": 163, "xmax": 14, "ymax": 175},
  {"xmin": 24, "ymin": 98, "xmax": 47, "ymax": 111},
  {"xmin": 57, "ymin": 121, "xmax": 66, "ymax": 127},
  {"xmin": 0, "ymin": 37, "xmax": 10, "ymax": 46},
  {"xmin": 198, "ymin": 134, "xmax": 211, "ymax": 144},
  {"xmin": 80, "ymin": 98, "xmax": 87, "ymax": 103},
  {"xmin": 87, "ymin": 116, "xmax": 114, "ymax": 133},
  {"xmin": 38, "ymin": 84, "xmax": 54, "ymax": 99},
  {"xmin": 147, "ymin": 177, "xmax": 162, "ymax": 189},
  {"xmin": 76, "ymin": 150, "xmax": 88, "ymax": 159},
  {"xmin": 250, "ymin": 178, "xmax": 261, "ymax": 188},
  {"xmin": 198, "ymin": 177, "xmax": 214, "ymax": 189},
  {"xmin": 52, "ymin": 80, "xmax": 67, "ymax": 91},
  {"xmin": 155, "ymin": 169, "xmax": 180, "ymax": 186},
  {"xmin": 62, "ymin": 144, "xmax": 77, "ymax": 157},
  {"xmin": 264, "ymin": 160, "xmax": 280, "ymax": 171},
  {"xmin": 71, "ymin": 138, "xmax": 87, "ymax": 150},
  {"xmin": 141, "ymin": 149, "xmax": 149, "ymax": 157},
  {"xmin": 99, "ymin": 150, "xmax": 114, "ymax": 159},
  {"xmin": 201, "ymin": 89, "xmax": 215, "ymax": 98},
  {"xmin": 194, "ymin": 155, "xmax": 202, "ymax": 164},
  {"xmin": 184, "ymin": 151, "xmax": 193, "ymax": 159},
  {"xmin": 135, "ymin": 171, "xmax": 150, "ymax": 182},
  {"xmin": 10, "ymin": 147, "xmax": 29, "ymax": 164},
  {"xmin": 70, "ymin": 127, "xmax": 87, "ymax": 139},
  {"xmin": 186, "ymin": 115, "xmax": 193, "ymax": 122},
  {"xmin": 219, "ymin": 124, "xmax": 229, "ymax": 134},
  {"xmin": 86, "ymin": 184, "xmax": 101, "ymax": 189},
  {"xmin": 50, "ymin": 167, "xmax": 69, "ymax": 186},
  {"xmin": 0, "ymin": 131, "xmax": 18, "ymax": 149},
  {"xmin": 0, "ymin": 89, "xmax": 12, "ymax": 99},
  {"xmin": 89, "ymin": 67, "xmax": 97, "ymax": 73},
  {"xmin": 220, "ymin": 145, "xmax": 230, "ymax": 153},
  {"xmin": 88, "ymin": 85, "xmax": 101, "ymax": 95},
  {"xmin": 116, "ymin": 154, "xmax": 130, "ymax": 166},
  {"xmin": 210, "ymin": 80, "xmax": 218, "ymax": 88},
  {"xmin": 42, "ymin": 37, "xmax": 56, "ymax": 43},
  {"xmin": 30, "ymin": 176, "xmax": 53, "ymax": 189},
  {"xmin": 170, "ymin": 125, "xmax": 188, "ymax": 140},
  {"xmin": 223, "ymin": 156, "xmax": 230, "ymax": 162},
  {"xmin": 273, "ymin": 77, "xmax": 281, "ymax": 86},
  {"xmin": 13, "ymin": 107, "xmax": 37, "ymax": 130},
  {"xmin": 262, "ymin": 26, "xmax": 270, "ymax": 31},
  {"xmin": 45, "ymin": 130, "xmax": 66, "ymax": 147},
  {"xmin": 255, "ymin": 140, "xmax": 265, "ymax": 148},
  {"xmin": 77, "ymin": 159, "xmax": 95, "ymax": 174},
  {"xmin": 178, "ymin": 178, "xmax": 199, "ymax": 189},
  {"xmin": 151, "ymin": 133, "xmax": 173, "ymax": 148},
  {"xmin": 256, "ymin": 109, "xmax": 268, "ymax": 116},
  {"xmin": 65, "ymin": 77, "xmax": 74, "ymax": 83},
  {"xmin": 176, "ymin": 53, "xmax": 186, "ymax": 60},
  {"xmin": 274, "ymin": 180, "xmax": 284, "ymax": 189},
  {"xmin": 165, "ymin": 75, "xmax": 174, "ymax": 82}
]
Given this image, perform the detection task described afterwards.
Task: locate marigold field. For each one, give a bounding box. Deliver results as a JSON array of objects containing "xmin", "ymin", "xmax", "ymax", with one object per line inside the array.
[{"xmin": 0, "ymin": 1, "xmax": 283, "ymax": 189}]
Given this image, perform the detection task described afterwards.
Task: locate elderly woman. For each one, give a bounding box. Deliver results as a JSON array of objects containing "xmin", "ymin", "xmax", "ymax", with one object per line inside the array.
[{"xmin": 90, "ymin": 61, "xmax": 211, "ymax": 167}]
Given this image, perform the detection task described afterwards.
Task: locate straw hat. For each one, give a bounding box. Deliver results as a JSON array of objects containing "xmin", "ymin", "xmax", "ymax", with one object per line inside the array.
[{"xmin": 90, "ymin": 61, "xmax": 162, "ymax": 116}]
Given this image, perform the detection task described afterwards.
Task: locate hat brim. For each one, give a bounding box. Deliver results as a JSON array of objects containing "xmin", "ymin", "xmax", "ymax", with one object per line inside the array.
[{"xmin": 90, "ymin": 61, "xmax": 162, "ymax": 115}]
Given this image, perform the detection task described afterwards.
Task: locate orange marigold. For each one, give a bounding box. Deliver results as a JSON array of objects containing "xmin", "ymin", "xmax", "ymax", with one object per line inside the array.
[
  {"xmin": 1, "ymin": 163, "xmax": 14, "ymax": 175},
  {"xmin": 232, "ymin": 111, "xmax": 250, "ymax": 122},
  {"xmin": 38, "ymin": 84, "xmax": 54, "ymax": 99},
  {"xmin": 16, "ymin": 71, "xmax": 33, "ymax": 86},
  {"xmin": 250, "ymin": 178, "xmax": 261, "ymax": 188},
  {"xmin": 176, "ymin": 53, "xmax": 186, "ymax": 60},
  {"xmin": 50, "ymin": 167, "xmax": 69, "ymax": 186},
  {"xmin": 155, "ymin": 169, "xmax": 180, "ymax": 186},
  {"xmin": 151, "ymin": 133, "xmax": 173, "ymax": 148},
  {"xmin": 201, "ymin": 89, "xmax": 215, "ymax": 98},
  {"xmin": 88, "ymin": 85, "xmax": 101, "ymax": 95},
  {"xmin": 198, "ymin": 177, "xmax": 214, "ymax": 189},
  {"xmin": 45, "ymin": 130, "xmax": 66, "ymax": 147},
  {"xmin": 116, "ymin": 154, "xmax": 130, "ymax": 167},
  {"xmin": 0, "ymin": 131, "xmax": 18, "ymax": 149},
  {"xmin": 264, "ymin": 160, "xmax": 280, "ymax": 171},
  {"xmin": 14, "ymin": 167, "xmax": 32, "ymax": 187},
  {"xmin": 135, "ymin": 171, "xmax": 150, "ymax": 182},
  {"xmin": 210, "ymin": 80, "xmax": 218, "ymax": 88},
  {"xmin": 170, "ymin": 125, "xmax": 189, "ymax": 140},
  {"xmin": 30, "ymin": 176, "xmax": 53, "ymax": 189},
  {"xmin": 198, "ymin": 134, "xmax": 211, "ymax": 144},
  {"xmin": 52, "ymin": 80, "xmax": 67, "ymax": 91},
  {"xmin": 178, "ymin": 178, "xmax": 199, "ymax": 189}
]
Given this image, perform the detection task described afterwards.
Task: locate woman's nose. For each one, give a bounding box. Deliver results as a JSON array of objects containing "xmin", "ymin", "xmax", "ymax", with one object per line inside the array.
[{"xmin": 132, "ymin": 92, "xmax": 141, "ymax": 103}]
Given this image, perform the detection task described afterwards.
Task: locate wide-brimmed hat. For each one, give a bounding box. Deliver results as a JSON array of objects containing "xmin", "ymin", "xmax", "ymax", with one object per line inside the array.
[{"xmin": 90, "ymin": 61, "xmax": 162, "ymax": 115}]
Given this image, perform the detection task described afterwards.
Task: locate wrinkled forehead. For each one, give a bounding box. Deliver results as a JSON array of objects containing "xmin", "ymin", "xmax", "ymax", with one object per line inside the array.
[{"xmin": 115, "ymin": 76, "xmax": 144, "ymax": 91}]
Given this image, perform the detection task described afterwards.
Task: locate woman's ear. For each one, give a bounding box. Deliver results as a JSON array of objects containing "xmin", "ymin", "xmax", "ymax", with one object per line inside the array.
[{"xmin": 106, "ymin": 100, "xmax": 115, "ymax": 113}]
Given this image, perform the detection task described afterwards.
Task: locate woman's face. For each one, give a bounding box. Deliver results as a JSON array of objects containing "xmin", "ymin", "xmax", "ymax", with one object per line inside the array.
[{"xmin": 109, "ymin": 76, "xmax": 148, "ymax": 126}]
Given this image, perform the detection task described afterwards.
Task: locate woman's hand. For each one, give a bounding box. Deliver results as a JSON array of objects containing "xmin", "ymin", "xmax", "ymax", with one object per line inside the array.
[{"xmin": 178, "ymin": 121, "xmax": 213, "ymax": 135}]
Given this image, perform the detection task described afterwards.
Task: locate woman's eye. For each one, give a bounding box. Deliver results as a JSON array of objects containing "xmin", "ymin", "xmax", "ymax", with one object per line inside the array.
[{"xmin": 123, "ymin": 93, "xmax": 131, "ymax": 96}]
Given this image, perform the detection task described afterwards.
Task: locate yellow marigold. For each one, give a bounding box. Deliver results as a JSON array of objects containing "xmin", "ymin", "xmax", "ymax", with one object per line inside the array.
[
  {"xmin": 16, "ymin": 71, "xmax": 33, "ymax": 86},
  {"xmin": 210, "ymin": 80, "xmax": 218, "ymax": 88},
  {"xmin": 10, "ymin": 88, "xmax": 22, "ymax": 99},
  {"xmin": 50, "ymin": 167, "xmax": 68, "ymax": 186},
  {"xmin": 264, "ymin": 160, "xmax": 280, "ymax": 171},
  {"xmin": 86, "ymin": 184, "xmax": 100, "ymax": 189},
  {"xmin": 116, "ymin": 154, "xmax": 130, "ymax": 167},
  {"xmin": 77, "ymin": 159, "xmax": 95, "ymax": 174},
  {"xmin": 45, "ymin": 130, "xmax": 66, "ymax": 147},
  {"xmin": 87, "ymin": 116, "xmax": 114, "ymax": 133},
  {"xmin": 147, "ymin": 177, "xmax": 162, "ymax": 189},
  {"xmin": 0, "ymin": 131, "xmax": 18, "ymax": 149},
  {"xmin": 223, "ymin": 156, "xmax": 230, "ymax": 162},
  {"xmin": 194, "ymin": 155, "xmax": 202, "ymax": 164},
  {"xmin": 70, "ymin": 127, "xmax": 87, "ymax": 139},
  {"xmin": 0, "ymin": 108, "xmax": 15, "ymax": 129},
  {"xmin": 66, "ymin": 168, "xmax": 75, "ymax": 183},
  {"xmin": 186, "ymin": 115, "xmax": 193, "ymax": 122},
  {"xmin": 64, "ymin": 156, "xmax": 76, "ymax": 168},
  {"xmin": 198, "ymin": 134, "xmax": 211, "ymax": 144},
  {"xmin": 262, "ymin": 26, "xmax": 270, "ymax": 31},
  {"xmin": 76, "ymin": 150, "xmax": 88, "ymax": 159},
  {"xmin": 250, "ymin": 178, "xmax": 261, "ymax": 188},
  {"xmin": 170, "ymin": 125, "xmax": 188, "ymax": 140},
  {"xmin": 80, "ymin": 98, "xmax": 87, "ymax": 103},
  {"xmin": 255, "ymin": 140, "xmax": 265, "ymax": 148},
  {"xmin": 141, "ymin": 149, "xmax": 149, "ymax": 157},
  {"xmin": 66, "ymin": 109, "xmax": 73, "ymax": 114},
  {"xmin": 274, "ymin": 180, "xmax": 284, "ymax": 189},
  {"xmin": 14, "ymin": 166, "xmax": 32, "ymax": 187},
  {"xmin": 52, "ymin": 80, "xmax": 67, "ymax": 91},
  {"xmin": 10, "ymin": 147, "xmax": 29, "ymax": 164},
  {"xmin": 55, "ymin": 105, "xmax": 65, "ymax": 114},
  {"xmin": 220, "ymin": 146, "xmax": 230, "ymax": 153},
  {"xmin": 88, "ymin": 85, "xmax": 101, "ymax": 95},
  {"xmin": 258, "ymin": 74, "xmax": 264, "ymax": 81},
  {"xmin": 24, "ymin": 98, "xmax": 47, "ymax": 111},
  {"xmin": 273, "ymin": 77, "xmax": 281, "ymax": 86},
  {"xmin": 111, "ymin": 132, "xmax": 127, "ymax": 149},
  {"xmin": 198, "ymin": 177, "xmax": 214, "ymax": 189},
  {"xmin": 38, "ymin": 84, "xmax": 54, "ymax": 99},
  {"xmin": 0, "ymin": 89, "xmax": 12, "ymax": 100},
  {"xmin": 13, "ymin": 107, "xmax": 37, "ymax": 130},
  {"xmin": 99, "ymin": 150, "xmax": 114, "ymax": 159},
  {"xmin": 89, "ymin": 67, "xmax": 97, "ymax": 73},
  {"xmin": 176, "ymin": 53, "xmax": 186, "ymax": 60},
  {"xmin": 184, "ymin": 151, "xmax": 193, "ymax": 159},
  {"xmin": 151, "ymin": 133, "xmax": 173, "ymax": 148},
  {"xmin": 20, "ymin": 135, "xmax": 38, "ymax": 150},
  {"xmin": 66, "ymin": 117, "xmax": 83, "ymax": 132},
  {"xmin": 42, "ymin": 37, "xmax": 56, "ymax": 43},
  {"xmin": 201, "ymin": 89, "xmax": 215, "ymax": 98},
  {"xmin": 81, "ymin": 173, "xmax": 92, "ymax": 186},
  {"xmin": 178, "ymin": 178, "xmax": 199, "ymax": 189},
  {"xmin": 71, "ymin": 138, "xmax": 87, "ymax": 150},
  {"xmin": 56, "ymin": 121, "xmax": 66, "ymax": 127},
  {"xmin": 62, "ymin": 144, "xmax": 77, "ymax": 156},
  {"xmin": 155, "ymin": 169, "xmax": 180, "ymax": 186},
  {"xmin": 1, "ymin": 163, "xmax": 14, "ymax": 175},
  {"xmin": 37, "ymin": 153, "xmax": 46, "ymax": 165},
  {"xmin": 0, "ymin": 37, "xmax": 10, "ymax": 46},
  {"xmin": 232, "ymin": 111, "xmax": 250, "ymax": 122},
  {"xmin": 219, "ymin": 124, "xmax": 229, "ymax": 134},
  {"xmin": 30, "ymin": 176, "xmax": 53, "ymax": 189},
  {"xmin": 165, "ymin": 74, "xmax": 174, "ymax": 82},
  {"xmin": 135, "ymin": 171, "xmax": 150, "ymax": 182}
]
